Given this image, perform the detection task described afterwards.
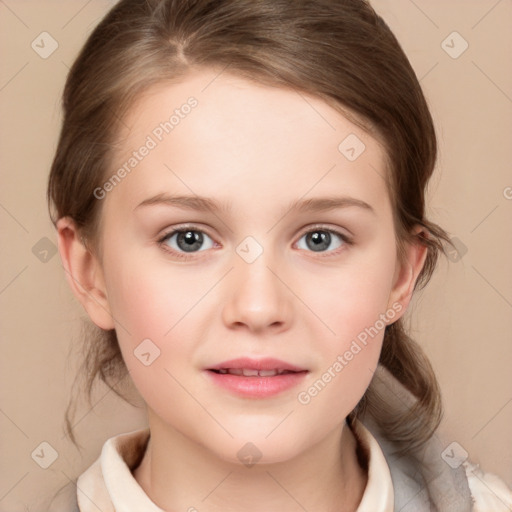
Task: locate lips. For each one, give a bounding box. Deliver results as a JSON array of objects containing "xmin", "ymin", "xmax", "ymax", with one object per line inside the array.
[
  {"xmin": 213, "ymin": 368, "xmax": 296, "ymax": 377},
  {"xmin": 205, "ymin": 357, "xmax": 309, "ymax": 398},
  {"xmin": 207, "ymin": 357, "xmax": 307, "ymax": 375}
]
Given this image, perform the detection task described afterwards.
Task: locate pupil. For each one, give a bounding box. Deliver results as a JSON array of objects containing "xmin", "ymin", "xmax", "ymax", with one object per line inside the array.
[
  {"xmin": 178, "ymin": 231, "xmax": 203, "ymax": 252},
  {"xmin": 307, "ymin": 231, "xmax": 330, "ymax": 252}
]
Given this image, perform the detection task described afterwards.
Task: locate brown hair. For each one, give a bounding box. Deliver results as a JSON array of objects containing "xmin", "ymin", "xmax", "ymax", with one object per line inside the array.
[{"xmin": 48, "ymin": 0, "xmax": 451, "ymax": 454}]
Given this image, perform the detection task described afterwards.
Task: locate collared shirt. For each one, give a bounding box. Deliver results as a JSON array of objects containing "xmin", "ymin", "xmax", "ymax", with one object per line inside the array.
[{"xmin": 76, "ymin": 419, "xmax": 394, "ymax": 511}]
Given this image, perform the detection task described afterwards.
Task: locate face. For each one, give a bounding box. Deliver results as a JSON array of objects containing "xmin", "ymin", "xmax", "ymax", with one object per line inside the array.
[{"xmin": 90, "ymin": 68, "xmax": 409, "ymax": 463}]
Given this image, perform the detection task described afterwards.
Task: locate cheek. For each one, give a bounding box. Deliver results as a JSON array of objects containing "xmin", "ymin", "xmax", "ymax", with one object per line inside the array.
[
  {"xmin": 101, "ymin": 254, "xmax": 192, "ymax": 380},
  {"xmin": 297, "ymin": 244, "xmax": 397, "ymax": 407},
  {"xmin": 307, "ymin": 245, "xmax": 397, "ymax": 347},
  {"xmin": 101, "ymin": 251, "xmax": 220, "ymax": 404},
  {"xmin": 105, "ymin": 271, "xmax": 192, "ymax": 423},
  {"xmin": 295, "ymin": 284, "xmax": 391, "ymax": 430},
  {"xmin": 104, "ymin": 249, "xmax": 212, "ymax": 339}
]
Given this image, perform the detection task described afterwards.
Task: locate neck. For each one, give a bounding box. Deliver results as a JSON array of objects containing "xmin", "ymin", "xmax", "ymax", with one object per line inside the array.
[{"xmin": 133, "ymin": 411, "xmax": 367, "ymax": 512}]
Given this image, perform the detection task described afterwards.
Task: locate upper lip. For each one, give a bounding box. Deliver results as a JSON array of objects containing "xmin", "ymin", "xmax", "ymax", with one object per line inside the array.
[{"xmin": 207, "ymin": 357, "xmax": 307, "ymax": 372}]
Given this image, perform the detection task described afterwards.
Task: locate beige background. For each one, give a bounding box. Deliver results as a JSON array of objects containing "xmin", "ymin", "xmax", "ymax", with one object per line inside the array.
[{"xmin": 1, "ymin": 0, "xmax": 511, "ymax": 510}]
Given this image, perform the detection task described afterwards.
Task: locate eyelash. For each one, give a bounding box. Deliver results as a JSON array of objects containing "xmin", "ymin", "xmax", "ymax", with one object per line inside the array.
[
  {"xmin": 157, "ymin": 225, "xmax": 217, "ymax": 261},
  {"xmin": 157, "ymin": 224, "xmax": 353, "ymax": 261}
]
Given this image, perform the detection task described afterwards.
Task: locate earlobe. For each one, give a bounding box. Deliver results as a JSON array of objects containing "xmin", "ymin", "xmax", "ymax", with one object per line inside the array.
[
  {"xmin": 56, "ymin": 217, "xmax": 115, "ymax": 330},
  {"xmin": 387, "ymin": 228, "xmax": 428, "ymax": 317}
]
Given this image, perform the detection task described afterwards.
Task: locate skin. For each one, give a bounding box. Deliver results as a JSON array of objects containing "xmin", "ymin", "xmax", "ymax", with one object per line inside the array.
[{"xmin": 57, "ymin": 68, "xmax": 427, "ymax": 511}]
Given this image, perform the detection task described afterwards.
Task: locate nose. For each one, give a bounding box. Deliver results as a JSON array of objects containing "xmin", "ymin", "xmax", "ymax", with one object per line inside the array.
[{"xmin": 221, "ymin": 250, "xmax": 293, "ymax": 334}]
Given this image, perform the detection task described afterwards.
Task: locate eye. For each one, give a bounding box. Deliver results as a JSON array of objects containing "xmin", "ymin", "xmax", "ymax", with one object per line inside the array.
[
  {"xmin": 160, "ymin": 228, "xmax": 215, "ymax": 253},
  {"xmin": 296, "ymin": 228, "xmax": 349, "ymax": 253}
]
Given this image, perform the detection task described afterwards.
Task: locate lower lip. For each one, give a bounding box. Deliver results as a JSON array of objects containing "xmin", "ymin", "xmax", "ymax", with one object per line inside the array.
[{"xmin": 205, "ymin": 370, "xmax": 308, "ymax": 398}]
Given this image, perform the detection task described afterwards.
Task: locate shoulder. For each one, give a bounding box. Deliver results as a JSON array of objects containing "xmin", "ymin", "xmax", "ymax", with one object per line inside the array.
[
  {"xmin": 464, "ymin": 461, "xmax": 512, "ymax": 511},
  {"xmin": 359, "ymin": 415, "xmax": 512, "ymax": 511}
]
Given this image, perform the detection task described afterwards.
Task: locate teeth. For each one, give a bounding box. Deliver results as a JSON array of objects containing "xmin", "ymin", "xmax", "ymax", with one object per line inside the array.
[
  {"xmin": 258, "ymin": 369, "xmax": 278, "ymax": 377},
  {"xmin": 242, "ymin": 368, "xmax": 260, "ymax": 377},
  {"xmin": 216, "ymin": 368, "xmax": 294, "ymax": 377}
]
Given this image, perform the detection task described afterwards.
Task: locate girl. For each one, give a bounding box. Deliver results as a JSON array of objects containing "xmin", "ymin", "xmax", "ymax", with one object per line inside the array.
[{"xmin": 47, "ymin": 0, "xmax": 512, "ymax": 510}]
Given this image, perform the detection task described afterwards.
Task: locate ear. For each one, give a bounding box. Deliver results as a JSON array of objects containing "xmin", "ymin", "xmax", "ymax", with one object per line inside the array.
[
  {"xmin": 56, "ymin": 217, "xmax": 115, "ymax": 330},
  {"xmin": 387, "ymin": 226, "xmax": 428, "ymax": 319}
]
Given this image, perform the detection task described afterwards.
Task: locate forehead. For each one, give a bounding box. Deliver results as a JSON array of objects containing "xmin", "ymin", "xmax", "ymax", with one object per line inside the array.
[
  {"xmin": 121, "ymin": 67, "xmax": 379, "ymax": 151},
  {"xmin": 106, "ymin": 68, "xmax": 391, "ymax": 216}
]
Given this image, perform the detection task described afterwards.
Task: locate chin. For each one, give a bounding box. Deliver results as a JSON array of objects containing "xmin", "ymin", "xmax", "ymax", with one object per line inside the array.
[{"xmin": 205, "ymin": 427, "xmax": 309, "ymax": 468}]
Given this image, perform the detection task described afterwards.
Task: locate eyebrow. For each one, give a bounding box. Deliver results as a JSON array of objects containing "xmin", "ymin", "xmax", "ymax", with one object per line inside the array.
[{"xmin": 134, "ymin": 193, "xmax": 375, "ymax": 215}]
